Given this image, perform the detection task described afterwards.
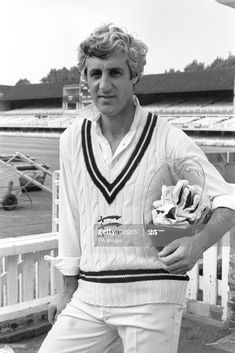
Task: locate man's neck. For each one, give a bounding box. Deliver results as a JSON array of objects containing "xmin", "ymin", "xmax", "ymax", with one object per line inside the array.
[
  {"xmin": 99, "ymin": 102, "xmax": 136, "ymax": 155},
  {"xmin": 100, "ymin": 103, "xmax": 135, "ymax": 140}
]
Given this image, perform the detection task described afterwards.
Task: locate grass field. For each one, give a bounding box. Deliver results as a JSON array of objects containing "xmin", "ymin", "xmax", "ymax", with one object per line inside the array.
[{"xmin": 0, "ymin": 135, "xmax": 59, "ymax": 239}]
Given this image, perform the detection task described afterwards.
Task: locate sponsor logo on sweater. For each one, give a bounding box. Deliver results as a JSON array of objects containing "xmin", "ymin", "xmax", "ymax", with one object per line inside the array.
[
  {"xmin": 95, "ymin": 215, "xmax": 146, "ymax": 247},
  {"xmin": 97, "ymin": 215, "xmax": 122, "ymax": 230}
]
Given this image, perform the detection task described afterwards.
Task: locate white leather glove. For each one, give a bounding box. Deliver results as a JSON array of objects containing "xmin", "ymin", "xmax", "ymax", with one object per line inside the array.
[{"xmin": 152, "ymin": 180, "xmax": 211, "ymax": 226}]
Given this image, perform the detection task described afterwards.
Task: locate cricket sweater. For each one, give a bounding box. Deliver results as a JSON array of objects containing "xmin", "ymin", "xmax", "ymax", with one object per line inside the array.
[{"xmin": 46, "ymin": 98, "xmax": 235, "ymax": 307}]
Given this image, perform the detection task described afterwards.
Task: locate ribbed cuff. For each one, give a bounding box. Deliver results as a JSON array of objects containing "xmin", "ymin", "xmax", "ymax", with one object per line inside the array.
[
  {"xmin": 212, "ymin": 193, "xmax": 235, "ymax": 210},
  {"xmin": 44, "ymin": 255, "xmax": 80, "ymax": 276}
]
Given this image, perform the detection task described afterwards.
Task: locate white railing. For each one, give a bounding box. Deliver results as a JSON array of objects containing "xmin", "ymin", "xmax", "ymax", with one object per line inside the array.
[
  {"xmin": 0, "ymin": 233, "xmax": 63, "ymax": 312},
  {"xmin": 0, "ymin": 231, "xmax": 231, "ymax": 320},
  {"xmin": 52, "ymin": 170, "xmax": 60, "ymax": 232},
  {"xmin": 0, "ymin": 171, "xmax": 233, "ymax": 323},
  {"xmin": 187, "ymin": 232, "xmax": 230, "ymax": 320},
  {"xmin": 51, "ymin": 170, "xmax": 232, "ymax": 321}
]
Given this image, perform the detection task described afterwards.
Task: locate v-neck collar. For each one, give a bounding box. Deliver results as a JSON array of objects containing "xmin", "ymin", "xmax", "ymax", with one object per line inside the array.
[
  {"xmin": 94, "ymin": 97, "xmax": 143, "ymax": 167},
  {"xmin": 81, "ymin": 112, "xmax": 158, "ymax": 204}
]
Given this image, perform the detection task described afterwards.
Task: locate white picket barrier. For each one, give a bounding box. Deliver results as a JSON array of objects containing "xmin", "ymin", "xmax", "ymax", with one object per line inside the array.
[
  {"xmin": 187, "ymin": 232, "xmax": 230, "ymax": 320},
  {"xmin": 0, "ymin": 171, "xmax": 232, "ymax": 323},
  {"xmin": 51, "ymin": 170, "xmax": 232, "ymax": 321},
  {"xmin": 0, "ymin": 233, "xmax": 63, "ymax": 314},
  {"xmin": 52, "ymin": 170, "xmax": 60, "ymax": 232}
]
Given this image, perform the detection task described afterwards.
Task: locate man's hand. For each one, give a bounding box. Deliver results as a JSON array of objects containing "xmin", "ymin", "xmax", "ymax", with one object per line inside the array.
[
  {"xmin": 48, "ymin": 292, "xmax": 72, "ymax": 325},
  {"xmin": 48, "ymin": 274, "xmax": 79, "ymax": 325},
  {"xmin": 158, "ymin": 207, "xmax": 235, "ymax": 274},
  {"xmin": 158, "ymin": 235, "xmax": 203, "ymax": 274}
]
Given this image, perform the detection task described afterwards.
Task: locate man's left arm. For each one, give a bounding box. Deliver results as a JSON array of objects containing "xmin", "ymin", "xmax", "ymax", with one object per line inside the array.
[
  {"xmin": 161, "ymin": 126, "xmax": 235, "ymax": 273},
  {"xmin": 158, "ymin": 207, "xmax": 235, "ymax": 274}
]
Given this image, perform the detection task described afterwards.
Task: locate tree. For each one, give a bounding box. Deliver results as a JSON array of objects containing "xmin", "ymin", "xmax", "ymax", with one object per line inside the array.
[
  {"xmin": 41, "ymin": 66, "xmax": 80, "ymax": 84},
  {"xmin": 184, "ymin": 60, "xmax": 205, "ymax": 72},
  {"xmin": 206, "ymin": 54, "xmax": 235, "ymax": 71},
  {"xmin": 165, "ymin": 54, "xmax": 235, "ymax": 74},
  {"xmin": 15, "ymin": 78, "xmax": 31, "ymax": 85},
  {"xmin": 165, "ymin": 68, "xmax": 176, "ymax": 74},
  {"xmin": 67, "ymin": 66, "xmax": 81, "ymax": 82},
  {"xmin": 164, "ymin": 68, "xmax": 181, "ymax": 74},
  {"xmin": 206, "ymin": 56, "xmax": 224, "ymax": 70},
  {"xmin": 225, "ymin": 54, "xmax": 235, "ymax": 69}
]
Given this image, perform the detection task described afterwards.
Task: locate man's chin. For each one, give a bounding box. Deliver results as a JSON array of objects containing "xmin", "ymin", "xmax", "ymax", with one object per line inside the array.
[{"xmin": 97, "ymin": 105, "xmax": 116, "ymax": 116}]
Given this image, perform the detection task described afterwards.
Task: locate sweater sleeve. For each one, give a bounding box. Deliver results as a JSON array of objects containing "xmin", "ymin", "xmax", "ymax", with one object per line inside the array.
[
  {"xmin": 165, "ymin": 125, "xmax": 235, "ymax": 211},
  {"xmin": 45, "ymin": 130, "xmax": 81, "ymax": 275}
]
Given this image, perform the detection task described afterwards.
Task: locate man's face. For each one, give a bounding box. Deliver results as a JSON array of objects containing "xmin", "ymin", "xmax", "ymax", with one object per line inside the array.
[{"xmin": 86, "ymin": 51, "xmax": 135, "ymax": 118}]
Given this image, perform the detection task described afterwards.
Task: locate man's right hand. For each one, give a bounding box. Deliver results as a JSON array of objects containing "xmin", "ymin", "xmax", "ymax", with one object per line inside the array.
[{"xmin": 48, "ymin": 292, "xmax": 72, "ymax": 325}]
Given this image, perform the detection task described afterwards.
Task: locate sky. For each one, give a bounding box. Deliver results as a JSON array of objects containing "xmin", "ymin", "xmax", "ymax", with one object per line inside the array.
[{"xmin": 1, "ymin": 0, "xmax": 235, "ymax": 85}]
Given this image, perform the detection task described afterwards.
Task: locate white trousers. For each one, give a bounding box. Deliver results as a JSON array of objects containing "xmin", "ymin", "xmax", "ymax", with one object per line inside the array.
[{"xmin": 38, "ymin": 297, "xmax": 184, "ymax": 353}]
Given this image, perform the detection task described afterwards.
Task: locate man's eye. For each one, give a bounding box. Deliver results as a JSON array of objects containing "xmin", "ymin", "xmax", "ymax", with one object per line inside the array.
[
  {"xmin": 90, "ymin": 72, "xmax": 101, "ymax": 78},
  {"xmin": 111, "ymin": 70, "xmax": 122, "ymax": 77}
]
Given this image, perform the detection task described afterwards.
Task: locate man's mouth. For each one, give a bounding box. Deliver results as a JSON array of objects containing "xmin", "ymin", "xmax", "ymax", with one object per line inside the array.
[{"xmin": 98, "ymin": 95, "xmax": 115, "ymax": 99}]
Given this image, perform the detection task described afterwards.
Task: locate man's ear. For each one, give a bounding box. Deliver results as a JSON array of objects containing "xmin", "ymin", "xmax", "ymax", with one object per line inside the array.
[{"xmin": 132, "ymin": 76, "xmax": 139, "ymax": 85}]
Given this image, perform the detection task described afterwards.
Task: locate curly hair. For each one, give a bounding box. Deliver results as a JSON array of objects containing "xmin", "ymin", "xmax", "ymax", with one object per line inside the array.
[{"xmin": 78, "ymin": 24, "xmax": 148, "ymax": 83}]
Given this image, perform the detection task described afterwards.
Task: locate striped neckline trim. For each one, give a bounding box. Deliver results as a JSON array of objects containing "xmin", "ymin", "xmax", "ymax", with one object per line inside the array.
[{"xmin": 81, "ymin": 112, "xmax": 157, "ymax": 204}]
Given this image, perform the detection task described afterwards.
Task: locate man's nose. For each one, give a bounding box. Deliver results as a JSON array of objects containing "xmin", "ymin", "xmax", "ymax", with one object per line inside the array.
[{"xmin": 99, "ymin": 74, "xmax": 112, "ymax": 90}]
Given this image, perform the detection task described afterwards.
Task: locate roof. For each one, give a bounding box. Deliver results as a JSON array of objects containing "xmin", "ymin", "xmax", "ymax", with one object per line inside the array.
[
  {"xmin": 0, "ymin": 85, "xmax": 13, "ymax": 98},
  {"xmin": 0, "ymin": 82, "xmax": 78, "ymax": 101},
  {"xmin": 216, "ymin": 0, "xmax": 235, "ymax": 9},
  {"xmin": 0, "ymin": 69, "xmax": 234, "ymax": 102},
  {"xmin": 134, "ymin": 69, "xmax": 235, "ymax": 95}
]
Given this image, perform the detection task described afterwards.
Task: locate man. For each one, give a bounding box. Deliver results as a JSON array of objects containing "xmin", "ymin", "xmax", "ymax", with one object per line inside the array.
[{"xmin": 39, "ymin": 24, "xmax": 235, "ymax": 353}]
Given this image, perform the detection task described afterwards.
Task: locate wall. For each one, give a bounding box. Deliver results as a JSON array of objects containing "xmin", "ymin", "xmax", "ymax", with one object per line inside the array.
[{"xmin": 0, "ymin": 101, "xmax": 11, "ymax": 111}]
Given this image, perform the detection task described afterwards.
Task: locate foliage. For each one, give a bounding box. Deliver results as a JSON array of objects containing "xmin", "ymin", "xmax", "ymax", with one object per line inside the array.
[
  {"xmin": 40, "ymin": 66, "xmax": 80, "ymax": 84},
  {"xmin": 207, "ymin": 54, "xmax": 235, "ymax": 71},
  {"xmin": 184, "ymin": 60, "xmax": 205, "ymax": 72},
  {"xmin": 15, "ymin": 78, "xmax": 31, "ymax": 85},
  {"xmin": 164, "ymin": 68, "xmax": 181, "ymax": 74},
  {"xmin": 165, "ymin": 54, "xmax": 235, "ymax": 73}
]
